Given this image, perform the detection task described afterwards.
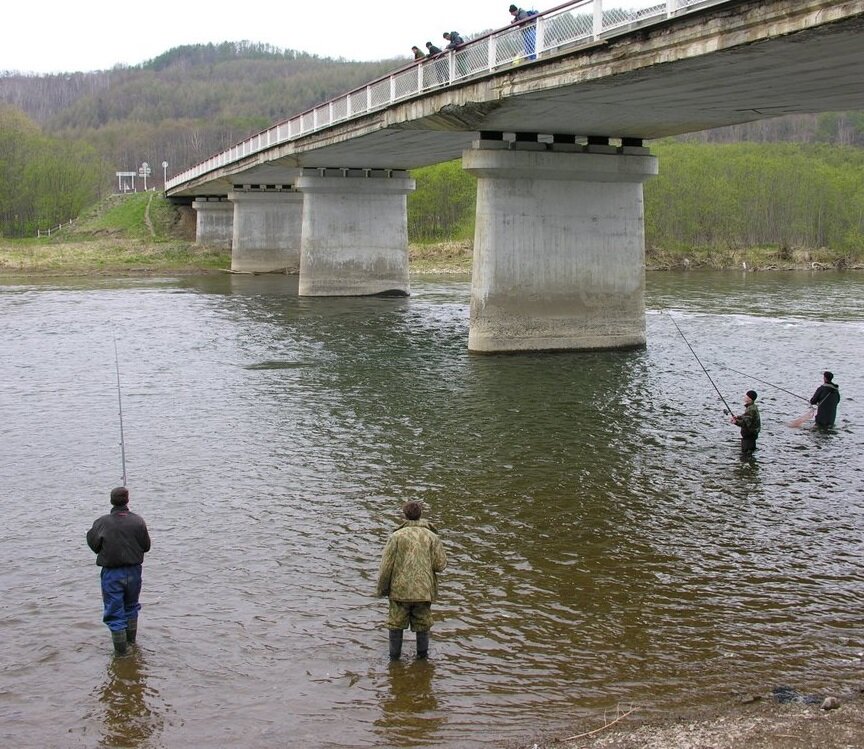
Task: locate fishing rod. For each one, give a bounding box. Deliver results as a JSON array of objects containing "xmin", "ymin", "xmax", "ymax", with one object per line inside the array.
[
  {"xmin": 113, "ymin": 333, "xmax": 127, "ymax": 486},
  {"xmin": 712, "ymin": 364, "xmax": 809, "ymax": 402},
  {"xmin": 663, "ymin": 311, "xmax": 734, "ymax": 415}
]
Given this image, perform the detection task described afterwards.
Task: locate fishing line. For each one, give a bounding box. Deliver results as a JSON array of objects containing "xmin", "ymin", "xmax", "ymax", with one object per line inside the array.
[
  {"xmin": 663, "ymin": 311, "xmax": 734, "ymax": 415},
  {"xmin": 113, "ymin": 333, "xmax": 127, "ymax": 486},
  {"xmin": 712, "ymin": 364, "xmax": 808, "ymax": 402}
]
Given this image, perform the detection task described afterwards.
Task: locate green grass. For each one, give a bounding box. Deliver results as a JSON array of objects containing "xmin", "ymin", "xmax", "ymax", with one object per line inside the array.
[{"xmin": 0, "ymin": 193, "xmax": 230, "ymax": 275}]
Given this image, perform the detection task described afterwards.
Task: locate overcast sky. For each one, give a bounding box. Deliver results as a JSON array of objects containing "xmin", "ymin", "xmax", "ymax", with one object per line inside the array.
[{"xmin": 3, "ymin": 0, "xmax": 520, "ymax": 74}]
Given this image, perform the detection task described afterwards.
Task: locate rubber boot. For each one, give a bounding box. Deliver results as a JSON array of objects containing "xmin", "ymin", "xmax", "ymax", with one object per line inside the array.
[
  {"xmin": 126, "ymin": 619, "xmax": 138, "ymax": 645},
  {"xmin": 111, "ymin": 629, "xmax": 129, "ymax": 657},
  {"xmin": 388, "ymin": 629, "xmax": 403, "ymax": 660},
  {"xmin": 416, "ymin": 630, "xmax": 429, "ymax": 659}
]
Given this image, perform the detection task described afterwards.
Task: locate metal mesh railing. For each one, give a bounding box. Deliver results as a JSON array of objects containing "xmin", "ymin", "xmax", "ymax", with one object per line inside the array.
[{"xmin": 168, "ymin": 0, "xmax": 734, "ymax": 190}]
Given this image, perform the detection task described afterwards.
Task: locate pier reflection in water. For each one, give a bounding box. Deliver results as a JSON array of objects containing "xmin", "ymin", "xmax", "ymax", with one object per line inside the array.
[{"xmin": 0, "ymin": 271, "xmax": 861, "ymax": 748}]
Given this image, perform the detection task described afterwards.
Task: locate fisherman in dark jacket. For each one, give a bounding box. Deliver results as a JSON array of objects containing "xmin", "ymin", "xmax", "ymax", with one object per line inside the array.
[
  {"xmin": 87, "ymin": 487, "xmax": 151, "ymax": 655},
  {"xmin": 730, "ymin": 390, "xmax": 761, "ymax": 458},
  {"xmin": 810, "ymin": 371, "xmax": 840, "ymax": 427}
]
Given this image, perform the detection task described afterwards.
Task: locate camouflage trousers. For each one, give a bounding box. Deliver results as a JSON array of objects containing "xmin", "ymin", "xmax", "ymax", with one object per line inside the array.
[{"xmin": 388, "ymin": 600, "xmax": 433, "ymax": 631}]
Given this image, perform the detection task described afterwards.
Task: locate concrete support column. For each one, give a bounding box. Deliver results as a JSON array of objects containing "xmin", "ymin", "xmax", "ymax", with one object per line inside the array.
[
  {"xmin": 295, "ymin": 169, "xmax": 415, "ymax": 296},
  {"xmin": 227, "ymin": 189, "xmax": 303, "ymax": 273},
  {"xmin": 462, "ymin": 143, "xmax": 658, "ymax": 353},
  {"xmin": 192, "ymin": 198, "xmax": 233, "ymax": 249}
]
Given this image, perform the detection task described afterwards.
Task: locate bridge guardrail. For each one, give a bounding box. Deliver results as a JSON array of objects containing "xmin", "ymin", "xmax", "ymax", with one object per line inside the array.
[{"xmin": 167, "ymin": 0, "xmax": 729, "ymax": 191}]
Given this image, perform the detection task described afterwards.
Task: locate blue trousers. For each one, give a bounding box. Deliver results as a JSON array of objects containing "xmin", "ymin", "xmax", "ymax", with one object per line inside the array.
[{"xmin": 100, "ymin": 565, "xmax": 142, "ymax": 632}]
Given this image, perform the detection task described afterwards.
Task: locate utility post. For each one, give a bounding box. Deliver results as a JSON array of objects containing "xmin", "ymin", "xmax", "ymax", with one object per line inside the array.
[{"xmin": 162, "ymin": 161, "xmax": 169, "ymax": 189}]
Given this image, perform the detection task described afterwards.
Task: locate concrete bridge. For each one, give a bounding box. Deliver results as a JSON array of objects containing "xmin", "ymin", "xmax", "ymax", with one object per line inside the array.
[{"xmin": 166, "ymin": 0, "xmax": 864, "ymax": 352}]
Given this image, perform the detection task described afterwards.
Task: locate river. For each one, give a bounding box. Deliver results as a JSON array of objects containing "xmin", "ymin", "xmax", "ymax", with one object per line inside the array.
[{"xmin": 1, "ymin": 270, "xmax": 861, "ymax": 748}]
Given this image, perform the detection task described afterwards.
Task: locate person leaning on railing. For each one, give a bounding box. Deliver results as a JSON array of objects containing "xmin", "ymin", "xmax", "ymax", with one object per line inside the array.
[
  {"xmin": 425, "ymin": 41, "xmax": 447, "ymax": 84},
  {"xmin": 509, "ymin": 4, "xmax": 538, "ymax": 60},
  {"xmin": 442, "ymin": 31, "xmax": 468, "ymax": 76}
]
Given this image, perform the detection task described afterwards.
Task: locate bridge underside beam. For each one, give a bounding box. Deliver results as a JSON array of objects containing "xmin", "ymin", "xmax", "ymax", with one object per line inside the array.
[
  {"xmin": 463, "ymin": 143, "xmax": 658, "ymax": 353},
  {"xmin": 296, "ymin": 169, "xmax": 415, "ymax": 297},
  {"xmin": 228, "ymin": 189, "xmax": 303, "ymax": 274}
]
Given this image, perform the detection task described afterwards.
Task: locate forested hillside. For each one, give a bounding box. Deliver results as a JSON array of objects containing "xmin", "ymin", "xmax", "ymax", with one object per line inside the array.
[
  {"xmin": 0, "ymin": 41, "xmax": 400, "ymax": 176},
  {"xmin": 0, "ymin": 42, "xmax": 403, "ymax": 235}
]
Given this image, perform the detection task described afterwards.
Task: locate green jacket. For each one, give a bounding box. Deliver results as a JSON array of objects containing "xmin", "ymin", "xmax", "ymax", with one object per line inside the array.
[
  {"xmin": 735, "ymin": 402, "xmax": 761, "ymax": 438},
  {"xmin": 376, "ymin": 519, "xmax": 446, "ymax": 603}
]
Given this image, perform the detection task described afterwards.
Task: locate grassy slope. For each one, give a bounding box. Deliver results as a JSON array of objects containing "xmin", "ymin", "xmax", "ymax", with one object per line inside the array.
[{"xmin": 0, "ymin": 193, "xmax": 229, "ymax": 275}]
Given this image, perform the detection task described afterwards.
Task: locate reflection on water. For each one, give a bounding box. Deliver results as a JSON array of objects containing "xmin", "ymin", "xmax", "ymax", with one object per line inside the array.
[
  {"xmin": 95, "ymin": 652, "xmax": 164, "ymax": 748},
  {"xmin": 0, "ymin": 271, "xmax": 862, "ymax": 748},
  {"xmin": 376, "ymin": 661, "xmax": 443, "ymax": 747}
]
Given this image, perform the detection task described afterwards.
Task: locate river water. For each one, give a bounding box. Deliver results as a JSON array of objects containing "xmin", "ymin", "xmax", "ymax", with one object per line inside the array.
[{"xmin": 1, "ymin": 271, "xmax": 862, "ymax": 748}]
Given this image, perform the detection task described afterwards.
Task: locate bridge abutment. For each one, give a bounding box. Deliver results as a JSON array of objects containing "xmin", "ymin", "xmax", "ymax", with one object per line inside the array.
[
  {"xmin": 192, "ymin": 198, "xmax": 233, "ymax": 250},
  {"xmin": 227, "ymin": 189, "xmax": 303, "ymax": 273},
  {"xmin": 463, "ymin": 144, "xmax": 658, "ymax": 353},
  {"xmin": 296, "ymin": 169, "xmax": 415, "ymax": 297}
]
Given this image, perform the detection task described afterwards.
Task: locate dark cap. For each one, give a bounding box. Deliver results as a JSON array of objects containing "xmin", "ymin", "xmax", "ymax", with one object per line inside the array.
[
  {"xmin": 746, "ymin": 390, "xmax": 757, "ymax": 401},
  {"xmin": 110, "ymin": 486, "xmax": 129, "ymax": 505},
  {"xmin": 509, "ymin": 4, "xmax": 518, "ymax": 11}
]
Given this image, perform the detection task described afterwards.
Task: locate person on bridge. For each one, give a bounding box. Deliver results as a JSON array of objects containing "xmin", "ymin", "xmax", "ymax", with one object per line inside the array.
[
  {"xmin": 425, "ymin": 41, "xmax": 447, "ymax": 84},
  {"xmin": 810, "ymin": 370, "xmax": 840, "ymax": 427},
  {"xmin": 87, "ymin": 487, "xmax": 151, "ymax": 656},
  {"xmin": 730, "ymin": 390, "xmax": 761, "ymax": 459},
  {"xmin": 411, "ymin": 45, "xmax": 425, "ymax": 60},
  {"xmin": 442, "ymin": 32, "xmax": 468, "ymax": 77},
  {"xmin": 377, "ymin": 501, "xmax": 446, "ymax": 661},
  {"xmin": 509, "ymin": 4, "xmax": 538, "ymax": 60},
  {"xmin": 442, "ymin": 31, "xmax": 464, "ymax": 49}
]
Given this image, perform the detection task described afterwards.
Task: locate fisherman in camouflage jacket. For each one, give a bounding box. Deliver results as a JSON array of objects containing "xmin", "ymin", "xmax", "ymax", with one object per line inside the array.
[{"xmin": 377, "ymin": 501, "xmax": 447, "ymax": 660}]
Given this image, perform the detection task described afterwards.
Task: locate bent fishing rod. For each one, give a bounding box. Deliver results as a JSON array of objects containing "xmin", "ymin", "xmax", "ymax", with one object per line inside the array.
[
  {"xmin": 663, "ymin": 311, "xmax": 734, "ymax": 416},
  {"xmin": 113, "ymin": 334, "xmax": 127, "ymax": 486},
  {"xmin": 711, "ymin": 364, "xmax": 808, "ymax": 402}
]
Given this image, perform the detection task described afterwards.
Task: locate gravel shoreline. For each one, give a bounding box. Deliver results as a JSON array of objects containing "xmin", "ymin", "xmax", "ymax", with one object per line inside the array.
[{"xmin": 516, "ymin": 693, "xmax": 864, "ymax": 749}]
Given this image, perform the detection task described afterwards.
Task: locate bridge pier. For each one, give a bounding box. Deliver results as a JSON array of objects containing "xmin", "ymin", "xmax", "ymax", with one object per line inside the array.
[
  {"xmin": 227, "ymin": 189, "xmax": 303, "ymax": 273},
  {"xmin": 192, "ymin": 198, "xmax": 233, "ymax": 249},
  {"xmin": 462, "ymin": 142, "xmax": 658, "ymax": 353},
  {"xmin": 296, "ymin": 169, "xmax": 415, "ymax": 297}
]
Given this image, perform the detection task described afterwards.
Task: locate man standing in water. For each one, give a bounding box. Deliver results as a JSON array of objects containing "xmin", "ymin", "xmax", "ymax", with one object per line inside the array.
[
  {"xmin": 87, "ymin": 487, "xmax": 151, "ymax": 656},
  {"xmin": 730, "ymin": 390, "xmax": 761, "ymax": 458},
  {"xmin": 377, "ymin": 501, "xmax": 446, "ymax": 661},
  {"xmin": 810, "ymin": 371, "xmax": 840, "ymax": 427}
]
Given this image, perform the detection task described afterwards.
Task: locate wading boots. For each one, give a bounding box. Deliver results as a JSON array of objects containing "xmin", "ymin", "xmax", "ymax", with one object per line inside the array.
[
  {"xmin": 416, "ymin": 630, "xmax": 429, "ymax": 659},
  {"xmin": 388, "ymin": 628, "xmax": 403, "ymax": 660},
  {"xmin": 111, "ymin": 629, "xmax": 129, "ymax": 657}
]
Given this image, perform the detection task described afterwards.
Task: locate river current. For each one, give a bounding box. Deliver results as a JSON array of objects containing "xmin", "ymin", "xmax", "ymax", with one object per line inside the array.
[{"xmin": 1, "ymin": 271, "xmax": 862, "ymax": 748}]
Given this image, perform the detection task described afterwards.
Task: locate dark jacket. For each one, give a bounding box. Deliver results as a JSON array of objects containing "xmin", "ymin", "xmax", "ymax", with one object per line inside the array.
[
  {"xmin": 87, "ymin": 505, "xmax": 151, "ymax": 567},
  {"xmin": 426, "ymin": 43, "xmax": 443, "ymax": 55},
  {"xmin": 444, "ymin": 32, "xmax": 464, "ymax": 49},
  {"xmin": 810, "ymin": 382, "xmax": 840, "ymax": 426}
]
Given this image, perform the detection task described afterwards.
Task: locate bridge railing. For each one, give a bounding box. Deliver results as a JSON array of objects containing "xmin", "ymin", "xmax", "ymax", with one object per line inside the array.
[{"xmin": 167, "ymin": 0, "xmax": 730, "ymax": 191}]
